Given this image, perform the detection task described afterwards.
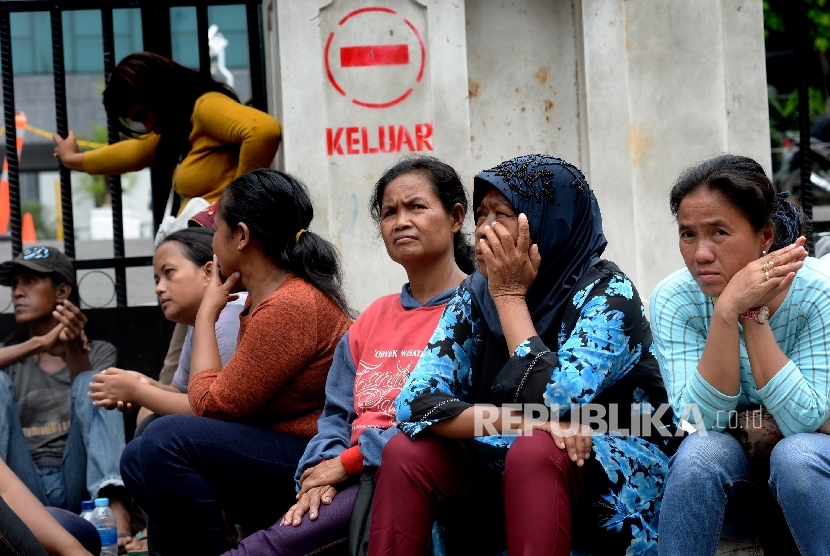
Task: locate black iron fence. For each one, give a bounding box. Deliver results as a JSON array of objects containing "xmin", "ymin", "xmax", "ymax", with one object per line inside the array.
[
  {"xmin": 794, "ymin": 1, "xmax": 824, "ymax": 241},
  {"xmin": 0, "ymin": 0, "xmax": 265, "ymax": 376},
  {"xmin": 0, "ymin": 0, "xmax": 265, "ymax": 306}
]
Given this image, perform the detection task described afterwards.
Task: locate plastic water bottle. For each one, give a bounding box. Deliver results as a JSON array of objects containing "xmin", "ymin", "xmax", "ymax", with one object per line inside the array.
[
  {"xmin": 80, "ymin": 500, "xmax": 95, "ymax": 523},
  {"xmin": 91, "ymin": 497, "xmax": 118, "ymax": 556}
]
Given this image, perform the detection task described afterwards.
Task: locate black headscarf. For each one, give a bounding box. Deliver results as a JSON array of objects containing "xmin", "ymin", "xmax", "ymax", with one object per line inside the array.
[{"xmin": 469, "ymin": 154, "xmax": 607, "ymax": 341}]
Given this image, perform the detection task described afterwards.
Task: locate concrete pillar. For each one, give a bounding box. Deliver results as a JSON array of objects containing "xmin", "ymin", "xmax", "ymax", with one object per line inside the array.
[
  {"xmin": 266, "ymin": 0, "xmax": 472, "ymax": 310},
  {"xmin": 578, "ymin": 0, "xmax": 770, "ymax": 299},
  {"xmin": 464, "ymin": 0, "xmax": 768, "ymax": 300},
  {"xmin": 466, "ymin": 0, "xmax": 582, "ymax": 168},
  {"xmin": 267, "ymin": 0, "xmax": 770, "ymax": 308}
]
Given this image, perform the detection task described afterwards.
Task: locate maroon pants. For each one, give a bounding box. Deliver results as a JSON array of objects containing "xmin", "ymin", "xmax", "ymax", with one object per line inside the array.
[{"xmin": 368, "ymin": 430, "xmax": 583, "ymax": 556}]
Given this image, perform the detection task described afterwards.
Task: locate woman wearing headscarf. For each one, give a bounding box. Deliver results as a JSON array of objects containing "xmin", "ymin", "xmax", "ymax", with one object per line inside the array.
[{"xmin": 367, "ymin": 155, "xmax": 679, "ymax": 555}]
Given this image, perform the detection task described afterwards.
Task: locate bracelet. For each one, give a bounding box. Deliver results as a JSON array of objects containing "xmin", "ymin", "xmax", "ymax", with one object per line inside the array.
[{"xmin": 739, "ymin": 305, "xmax": 769, "ymax": 324}]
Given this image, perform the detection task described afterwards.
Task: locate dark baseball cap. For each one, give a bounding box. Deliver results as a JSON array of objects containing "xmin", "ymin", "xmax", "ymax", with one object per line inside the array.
[{"xmin": 0, "ymin": 246, "xmax": 76, "ymax": 287}]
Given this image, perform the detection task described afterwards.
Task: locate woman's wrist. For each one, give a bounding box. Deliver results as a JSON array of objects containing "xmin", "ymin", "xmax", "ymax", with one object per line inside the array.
[
  {"xmin": 490, "ymin": 290, "xmax": 527, "ymax": 300},
  {"xmin": 131, "ymin": 379, "xmax": 156, "ymax": 406},
  {"xmin": 739, "ymin": 305, "xmax": 769, "ymax": 324},
  {"xmin": 491, "ymin": 295, "xmax": 536, "ymax": 354},
  {"xmin": 59, "ymin": 152, "xmax": 84, "ymax": 172},
  {"xmin": 712, "ymin": 300, "xmax": 741, "ymax": 324},
  {"xmin": 195, "ymin": 311, "xmax": 218, "ymax": 327},
  {"xmin": 492, "ymin": 293, "xmax": 528, "ymax": 309}
]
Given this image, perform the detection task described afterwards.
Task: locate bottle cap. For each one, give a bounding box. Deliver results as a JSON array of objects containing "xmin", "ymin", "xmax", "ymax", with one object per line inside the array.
[
  {"xmin": 94, "ymin": 497, "xmax": 109, "ymax": 507},
  {"xmin": 81, "ymin": 500, "xmax": 95, "ymax": 510}
]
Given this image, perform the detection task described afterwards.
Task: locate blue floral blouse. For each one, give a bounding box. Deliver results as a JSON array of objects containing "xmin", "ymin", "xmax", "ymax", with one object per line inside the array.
[{"xmin": 395, "ymin": 261, "xmax": 680, "ymax": 554}]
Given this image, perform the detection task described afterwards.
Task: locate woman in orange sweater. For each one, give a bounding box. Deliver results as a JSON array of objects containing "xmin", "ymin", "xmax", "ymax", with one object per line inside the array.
[
  {"xmin": 53, "ymin": 52, "xmax": 281, "ymax": 211},
  {"xmin": 119, "ymin": 169, "xmax": 352, "ymax": 556}
]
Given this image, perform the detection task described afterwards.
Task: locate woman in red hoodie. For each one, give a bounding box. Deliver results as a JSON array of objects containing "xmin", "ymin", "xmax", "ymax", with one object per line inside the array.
[{"xmin": 224, "ymin": 155, "xmax": 474, "ymax": 555}]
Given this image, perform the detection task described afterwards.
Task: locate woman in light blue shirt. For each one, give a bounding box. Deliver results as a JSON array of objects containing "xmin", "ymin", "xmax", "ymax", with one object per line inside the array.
[{"xmin": 650, "ymin": 154, "xmax": 830, "ymax": 555}]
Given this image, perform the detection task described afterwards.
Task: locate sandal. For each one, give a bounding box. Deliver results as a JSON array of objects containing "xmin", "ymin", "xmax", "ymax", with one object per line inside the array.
[{"xmin": 126, "ymin": 530, "xmax": 149, "ymax": 556}]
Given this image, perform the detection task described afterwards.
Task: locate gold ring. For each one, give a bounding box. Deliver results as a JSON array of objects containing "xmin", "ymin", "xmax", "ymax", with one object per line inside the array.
[
  {"xmin": 764, "ymin": 270, "xmax": 770, "ymax": 282},
  {"xmin": 762, "ymin": 260, "xmax": 775, "ymax": 272}
]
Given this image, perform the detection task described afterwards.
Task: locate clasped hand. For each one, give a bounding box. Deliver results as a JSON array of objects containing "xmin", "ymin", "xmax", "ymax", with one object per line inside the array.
[
  {"xmin": 52, "ymin": 131, "xmax": 79, "ymax": 160},
  {"xmin": 88, "ymin": 368, "xmax": 148, "ymax": 411},
  {"xmin": 718, "ymin": 237, "xmax": 807, "ymax": 317},
  {"xmin": 281, "ymin": 457, "xmax": 349, "ymax": 526},
  {"xmin": 54, "ymin": 300, "xmax": 87, "ymax": 345},
  {"xmin": 38, "ymin": 300, "xmax": 90, "ymax": 356},
  {"xmin": 531, "ymin": 420, "xmax": 593, "ymax": 467},
  {"xmin": 479, "ymin": 213, "xmax": 541, "ymax": 299}
]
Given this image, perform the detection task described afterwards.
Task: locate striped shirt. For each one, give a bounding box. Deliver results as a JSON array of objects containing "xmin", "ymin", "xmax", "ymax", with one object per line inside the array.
[{"xmin": 650, "ymin": 257, "xmax": 830, "ymax": 436}]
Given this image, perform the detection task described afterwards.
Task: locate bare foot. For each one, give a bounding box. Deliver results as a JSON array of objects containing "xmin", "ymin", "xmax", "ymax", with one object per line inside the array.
[{"xmin": 109, "ymin": 497, "xmax": 132, "ymax": 548}]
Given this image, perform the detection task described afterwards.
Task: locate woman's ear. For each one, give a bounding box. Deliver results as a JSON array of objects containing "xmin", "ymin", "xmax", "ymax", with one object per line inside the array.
[
  {"xmin": 451, "ymin": 203, "xmax": 465, "ymax": 233},
  {"xmin": 762, "ymin": 223, "xmax": 774, "ymax": 253},
  {"xmin": 236, "ymin": 222, "xmax": 250, "ymax": 251},
  {"xmin": 203, "ymin": 260, "xmax": 213, "ymax": 284}
]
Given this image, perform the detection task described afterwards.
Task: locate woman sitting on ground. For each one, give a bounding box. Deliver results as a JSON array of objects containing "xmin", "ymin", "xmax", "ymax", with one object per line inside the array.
[
  {"xmin": 224, "ymin": 155, "xmax": 474, "ymax": 555},
  {"xmin": 368, "ymin": 154, "xmax": 679, "ymax": 555},
  {"xmin": 88, "ymin": 227, "xmax": 246, "ymax": 435},
  {"xmin": 650, "ymin": 154, "xmax": 830, "ymax": 555},
  {"xmin": 119, "ymin": 169, "xmax": 353, "ymax": 555}
]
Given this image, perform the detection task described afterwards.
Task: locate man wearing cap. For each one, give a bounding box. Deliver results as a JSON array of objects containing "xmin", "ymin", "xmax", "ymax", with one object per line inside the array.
[{"xmin": 0, "ymin": 246, "xmax": 131, "ymax": 540}]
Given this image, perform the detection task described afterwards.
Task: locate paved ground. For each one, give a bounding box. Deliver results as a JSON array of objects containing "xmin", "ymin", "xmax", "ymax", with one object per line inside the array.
[{"xmin": 0, "ymin": 238, "xmax": 157, "ymax": 313}]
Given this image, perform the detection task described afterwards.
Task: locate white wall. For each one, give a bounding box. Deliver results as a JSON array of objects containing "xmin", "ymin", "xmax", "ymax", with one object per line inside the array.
[
  {"xmin": 466, "ymin": 0, "xmax": 581, "ymax": 168},
  {"xmin": 578, "ymin": 0, "xmax": 770, "ymax": 299},
  {"xmin": 269, "ymin": 0, "xmax": 770, "ymax": 309},
  {"xmin": 267, "ymin": 0, "xmax": 472, "ymax": 310}
]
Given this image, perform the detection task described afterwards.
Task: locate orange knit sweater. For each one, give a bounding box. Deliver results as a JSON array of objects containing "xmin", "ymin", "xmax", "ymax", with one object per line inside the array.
[{"xmin": 188, "ymin": 276, "xmax": 351, "ymax": 439}]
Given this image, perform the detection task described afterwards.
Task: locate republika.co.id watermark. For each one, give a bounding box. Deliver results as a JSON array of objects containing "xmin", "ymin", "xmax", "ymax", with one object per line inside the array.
[{"xmin": 472, "ymin": 403, "xmax": 748, "ymax": 437}]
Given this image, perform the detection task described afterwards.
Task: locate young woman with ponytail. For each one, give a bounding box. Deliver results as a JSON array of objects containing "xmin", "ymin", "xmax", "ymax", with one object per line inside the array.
[
  {"xmin": 53, "ymin": 52, "xmax": 281, "ymax": 212},
  {"xmin": 222, "ymin": 155, "xmax": 474, "ymax": 556},
  {"xmin": 119, "ymin": 169, "xmax": 352, "ymax": 556}
]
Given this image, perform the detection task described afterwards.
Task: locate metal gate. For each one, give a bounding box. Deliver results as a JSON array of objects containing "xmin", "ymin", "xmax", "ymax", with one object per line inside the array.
[{"xmin": 0, "ymin": 0, "xmax": 265, "ymax": 376}]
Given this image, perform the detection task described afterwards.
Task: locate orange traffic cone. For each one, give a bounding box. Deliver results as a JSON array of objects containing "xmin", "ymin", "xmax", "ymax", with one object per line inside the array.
[
  {"xmin": 0, "ymin": 112, "xmax": 26, "ymax": 235},
  {"xmin": 0, "ymin": 178, "xmax": 8, "ymax": 235},
  {"xmin": 21, "ymin": 212, "xmax": 36, "ymax": 243}
]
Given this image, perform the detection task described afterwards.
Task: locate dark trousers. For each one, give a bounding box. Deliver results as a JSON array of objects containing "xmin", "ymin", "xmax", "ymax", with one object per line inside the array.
[
  {"xmin": 120, "ymin": 414, "xmax": 308, "ymax": 556},
  {"xmin": 47, "ymin": 508, "xmax": 101, "ymax": 555},
  {"xmin": 0, "ymin": 500, "xmax": 99, "ymax": 556},
  {"xmin": 224, "ymin": 484, "xmax": 357, "ymax": 556},
  {"xmin": 0, "ymin": 495, "xmax": 45, "ymax": 556},
  {"xmin": 367, "ymin": 430, "xmax": 583, "ymax": 556}
]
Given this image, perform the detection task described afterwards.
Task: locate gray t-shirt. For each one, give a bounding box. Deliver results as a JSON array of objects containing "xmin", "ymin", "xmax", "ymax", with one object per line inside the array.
[
  {"xmin": 2, "ymin": 340, "xmax": 117, "ymax": 467},
  {"xmin": 171, "ymin": 293, "xmax": 247, "ymax": 393}
]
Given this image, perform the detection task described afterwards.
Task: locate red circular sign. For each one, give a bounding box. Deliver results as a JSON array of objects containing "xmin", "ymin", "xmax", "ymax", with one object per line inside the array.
[{"xmin": 325, "ymin": 7, "xmax": 426, "ymax": 109}]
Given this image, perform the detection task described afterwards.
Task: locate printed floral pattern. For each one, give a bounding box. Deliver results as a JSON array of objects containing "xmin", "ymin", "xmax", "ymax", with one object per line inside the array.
[{"xmin": 395, "ymin": 263, "xmax": 677, "ymax": 553}]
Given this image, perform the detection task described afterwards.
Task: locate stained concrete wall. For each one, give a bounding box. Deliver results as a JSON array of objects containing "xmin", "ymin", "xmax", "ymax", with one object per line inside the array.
[
  {"xmin": 266, "ymin": 0, "xmax": 472, "ymax": 310},
  {"xmin": 578, "ymin": 0, "xmax": 770, "ymax": 301},
  {"xmin": 267, "ymin": 0, "xmax": 770, "ymax": 310}
]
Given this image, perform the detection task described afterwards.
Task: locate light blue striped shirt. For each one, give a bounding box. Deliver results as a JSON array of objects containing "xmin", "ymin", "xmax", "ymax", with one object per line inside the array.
[{"xmin": 650, "ymin": 257, "xmax": 830, "ymax": 436}]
